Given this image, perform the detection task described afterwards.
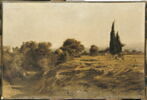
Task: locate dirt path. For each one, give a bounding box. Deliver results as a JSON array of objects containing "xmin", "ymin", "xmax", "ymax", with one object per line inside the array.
[
  {"xmin": 3, "ymin": 80, "xmax": 23, "ymax": 98},
  {"xmin": 3, "ymin": 79, "xmax": 42, "ymax": 99}
]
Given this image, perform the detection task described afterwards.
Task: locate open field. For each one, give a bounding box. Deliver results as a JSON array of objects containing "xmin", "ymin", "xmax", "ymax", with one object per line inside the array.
[
  {"xmin": 37, "ymin": 54, "xmax": 144, "ymax": 98},
  {"xmin": 3, "ymin": 54, "xmax": 144, "ymax": 99}
]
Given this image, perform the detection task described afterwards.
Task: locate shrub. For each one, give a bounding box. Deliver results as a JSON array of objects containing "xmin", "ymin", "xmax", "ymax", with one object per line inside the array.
[
  {"xmin": 61, "ymin": 38, "xmax": 85, "ymax": 57},
  {"xmin": 90, "ymin": 45, "xmax": 98, "ymax": 56}
]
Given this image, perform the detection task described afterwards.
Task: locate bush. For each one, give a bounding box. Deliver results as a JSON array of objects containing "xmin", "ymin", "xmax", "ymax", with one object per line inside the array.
[
  {"xmin": 90, "ymin": 45, "xmax": 98, "ymax": 56},
  {"xmin": 61, "ymin": 39, "xmax": 85, "ymax": 57},
  {"xmin": 54, "ymin": 49, "xmax": 70, "ymax": 65},
  {"xmin": 20, "ymin": 41, "xmax": 52, "ymax": 71},
  {"xmin": 3, "ymin": 46, "xmax": 24, "ymax": 83}
]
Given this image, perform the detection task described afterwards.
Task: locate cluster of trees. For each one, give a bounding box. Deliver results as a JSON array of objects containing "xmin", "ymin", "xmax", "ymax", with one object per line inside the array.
[
  {"xmin": 3, "ymin": 39, "xmax": 86, "ymax": 82},
  {"xmin": 89, "ymin": 22, "xmax": 125, "ymax": 56}
]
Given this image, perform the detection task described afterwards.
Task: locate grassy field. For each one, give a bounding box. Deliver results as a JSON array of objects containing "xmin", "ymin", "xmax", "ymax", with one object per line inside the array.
[
  {"xmin": 37, "ymin": 54, "xmax": 144, "ymax": 98},
  {"xmin": 3, "ymin": 54, "xmax": 144, "ymax": 99}
]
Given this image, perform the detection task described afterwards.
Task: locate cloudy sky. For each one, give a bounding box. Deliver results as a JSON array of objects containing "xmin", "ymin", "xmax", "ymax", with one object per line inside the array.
[{"xmin": 3, "ymin": 3, "xmax": 145, "ymax": 50}]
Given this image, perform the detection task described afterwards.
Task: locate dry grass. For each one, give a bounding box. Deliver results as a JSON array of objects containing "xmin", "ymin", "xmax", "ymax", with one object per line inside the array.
[
  {"xmin": 3, "ymin": 80, "xmax": 22, "ymax": 98},
  {"xmin": 3, "ymin": 54, "xmax": 144, "ymax": 98},
  {"xmin": 38, "ymin": 54, "xmax": 144, "ymax": 98}
]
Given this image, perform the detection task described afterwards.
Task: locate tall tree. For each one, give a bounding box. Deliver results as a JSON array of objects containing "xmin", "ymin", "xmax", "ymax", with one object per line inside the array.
[
  {"xmin": 109, "ymin": 22, "xmax": 124, "ymax": 55},
  {"xmin": 116, "ymin": 32, "xmax": 123, "ymax": 53},
  {"xmin": 109, "ymin": 21, "xmax": 117, "ymax": 54}
]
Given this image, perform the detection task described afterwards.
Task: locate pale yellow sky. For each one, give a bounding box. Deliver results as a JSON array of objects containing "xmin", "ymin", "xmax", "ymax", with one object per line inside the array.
[{"xmin": 3, "ymin": 3, "xmax": 145, "ymax": 51}]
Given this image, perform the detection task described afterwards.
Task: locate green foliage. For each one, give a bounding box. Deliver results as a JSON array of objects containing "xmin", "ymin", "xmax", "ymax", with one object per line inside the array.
[
  {"xmin": 90, "ymin": 45, "xmax": 98, "ymax": 56},
  {"xmin": 61, "ymin": 39, "xmax": 85, "ymax": 57}
]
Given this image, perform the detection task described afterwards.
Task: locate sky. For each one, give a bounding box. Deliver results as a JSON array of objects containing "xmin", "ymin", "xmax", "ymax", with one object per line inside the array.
[{"xmin": 3, "ymin": 2, "xmax": 145, "ymax": 51}]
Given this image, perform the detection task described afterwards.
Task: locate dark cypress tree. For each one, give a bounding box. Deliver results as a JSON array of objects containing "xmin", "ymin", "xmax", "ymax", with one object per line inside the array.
[
  {"xmin": 116, "ymin": 32, "xmax": 121, "ymax": 53},
  {"xmin": 116, "ymin": 32, "xmax": 124, "ymax": 54},
  {"xmin": 109, "ymin": 22, "xmax": 124, "ymax": 55},
  {"xmin": 109, "ymin": 21, "xmax": 117, "ymax": 54}
]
